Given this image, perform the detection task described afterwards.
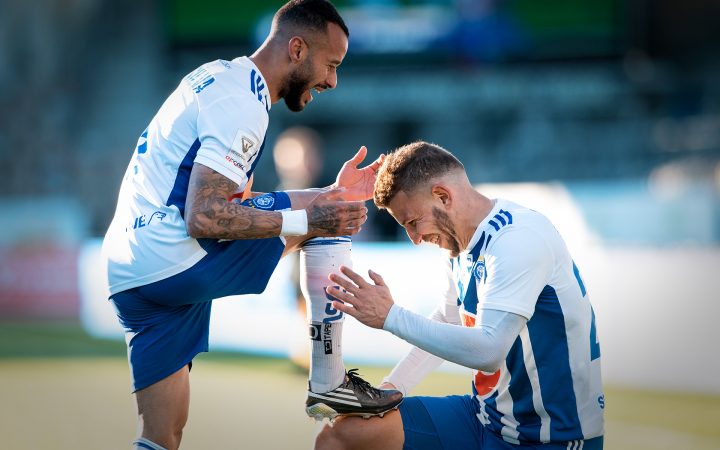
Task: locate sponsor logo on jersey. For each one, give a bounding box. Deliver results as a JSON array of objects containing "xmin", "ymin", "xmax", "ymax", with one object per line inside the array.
[
  {"xmin": 226, "ymin": 132, "xmax": 258, "ymax": 170},
  {"xmin": 225, "ymin": 154, "xmax": 244, "ymax": 169},
  {"xmin": 473, "ymin": 369, "xmax": 501, "ymax": 397},
  {"xmin": 126, "ymin": 211, "xmax": 167, "ymax": 231},
  {"xmin": 242, "ymin": 136, "xmax": 255, "ymax": 153}
]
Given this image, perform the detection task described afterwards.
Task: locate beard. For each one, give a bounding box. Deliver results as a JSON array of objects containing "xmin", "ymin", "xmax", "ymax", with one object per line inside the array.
[
  {"xmin": 432, "ymin": 207, "xmax": 462, "ymax": 257},
  {"xmin": 282, "ymin": 60, "xmax": 314, "ymax": 112}
]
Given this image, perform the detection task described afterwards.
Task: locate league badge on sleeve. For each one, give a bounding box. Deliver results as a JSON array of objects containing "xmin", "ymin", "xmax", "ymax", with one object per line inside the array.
[{"xmin": 473, "ymin": 256, "xmax": 486, "ymax": 284}]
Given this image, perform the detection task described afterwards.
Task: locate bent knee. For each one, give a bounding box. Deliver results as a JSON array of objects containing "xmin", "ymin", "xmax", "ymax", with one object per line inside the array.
[{"xmin": 315, "ymin": 424, "xmax": 348, "ymax": 450}]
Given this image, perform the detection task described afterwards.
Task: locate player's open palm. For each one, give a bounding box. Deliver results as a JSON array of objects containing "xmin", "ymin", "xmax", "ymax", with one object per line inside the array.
[
  {"xmin": 306, "ymin": 188, "xmax": 368, "ymax": 237},
  {"xmin": 327, "ymin": 266, "xmax": 395, "ymax": 329},
  {"xmin": 333, "ymin": 146, "xmax": 385, "ymax": 201}
]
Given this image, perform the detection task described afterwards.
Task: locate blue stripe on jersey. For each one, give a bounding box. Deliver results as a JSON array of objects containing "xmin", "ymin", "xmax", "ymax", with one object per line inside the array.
[
  {"xmin": 476, "ymin": 231, "xmax": 486, "ymax": 252},
  {"xmin": 494, "ymin": 213, "xmax": 506, "ymax": 226},
  {"xmin": 166, "ymin": 138, "xmax": 202, "ymax": 218},
  {"xmin": 590, "ymin": 307, "xmax": 601, "ymax": 360},
  {"xmin": 247, "ymin": 135, "xmax": 266, "ymax": 177},
  {"xmin": 489, "ymin": 220, "xmax": 500, "ymax": 231},
  {"xmin": 500, "ymin": 209, "xmax": 513, "ymax": 224},
  {"xmin": 527, "ymin": 285, "xmax": 583, "ymax": 442},
  {"xmin": 498, "ymin": 337, "xmax": 540, "ymax": 442},
  {"xmin": 505, "ymin": 337, "xmax": 543, "ymax": 442},
  {"xmin": 572, "ymin": 261, "xmax": 587, "ymax": 297},
  {"xmin": 460, "ymin": 237, "xmax": 486, "ymax": 314}
]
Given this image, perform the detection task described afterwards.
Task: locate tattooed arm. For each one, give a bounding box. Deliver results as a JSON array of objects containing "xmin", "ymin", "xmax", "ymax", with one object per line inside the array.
[{"xmin": 185, "ymin": 163, "xmax": 368, "ymax": 239}]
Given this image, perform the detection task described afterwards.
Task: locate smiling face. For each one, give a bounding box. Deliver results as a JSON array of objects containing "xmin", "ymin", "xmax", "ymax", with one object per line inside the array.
[
  {"xmin": 282, "ymin": 22, "xmax": 348, "ymax": 112},
  {"xmin": 387, "ymin": 188, "xmax": 463, "ymax": 257}
]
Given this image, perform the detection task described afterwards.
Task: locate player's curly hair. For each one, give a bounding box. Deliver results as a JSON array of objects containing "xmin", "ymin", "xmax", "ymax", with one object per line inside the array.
[
  {"xmin": 374, "ymin": 141, "xmax": 464, "ymax": 208},
  {"xmin": 274, "ymin": 0, "xmax": 349, "ymax": 38}
]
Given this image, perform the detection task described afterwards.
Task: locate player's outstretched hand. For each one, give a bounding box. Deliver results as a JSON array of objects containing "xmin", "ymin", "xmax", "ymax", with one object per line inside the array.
[
  {"xmin": 333, "ymin": 146, "xmax": 386, "ymax": 202},
  {"xmin": 327, "ymin": 266, "xmax": 395, "ymax": 329},
  {"xmin": 306, "ymin": 188, "xmax": 368, "ymax": 237}
]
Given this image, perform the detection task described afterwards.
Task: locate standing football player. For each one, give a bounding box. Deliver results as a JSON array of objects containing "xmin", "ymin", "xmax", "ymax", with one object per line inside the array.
[{"xmin": 102, "ymin": 2, "xmax": 401, "ymax": 449}]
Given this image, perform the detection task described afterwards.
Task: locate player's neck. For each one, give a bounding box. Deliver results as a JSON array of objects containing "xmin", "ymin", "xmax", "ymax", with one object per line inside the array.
[
  {"xmin": 249, "ymin": 45, "xmax": 283, "ymax": 104},
  {"xmin": 458, "ymin": 192, "xmax": 494, "ymax": 251}
]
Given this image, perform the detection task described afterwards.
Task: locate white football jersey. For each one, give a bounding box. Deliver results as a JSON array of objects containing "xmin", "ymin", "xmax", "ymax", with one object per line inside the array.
[
  {"xmin": 103, "ymin": 57, "xmax": 272, "ymax": 294},
  {"xmin": 451, "ymin": 199, "xmax": 604, "ymax": 443}
]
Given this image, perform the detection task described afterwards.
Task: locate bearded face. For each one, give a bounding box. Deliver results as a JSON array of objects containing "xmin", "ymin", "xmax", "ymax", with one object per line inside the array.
[
  {"xmin": 432, "ymin": 206, "xmax": 462, "ymax": 257},
  {"xmin": 282, "ymin": 58, "xmax": 315, "ymax": 112}
]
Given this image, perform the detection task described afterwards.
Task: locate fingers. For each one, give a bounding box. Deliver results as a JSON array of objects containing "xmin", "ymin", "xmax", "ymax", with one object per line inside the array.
[
  {"xmin": 331, "ymin": 300, "xmax": 356, "ymax": 318},
  {"xmin": 339, "ymin": 265, "xmax": 370, "ymax": 288},
  {"xmin": 368, "ymin": 269, "xmax": 386, "ymax": 287},
  {"xmin": 365, "ymin": 153, "xmax": 385, "ymax": 173},
  {"xmin": 347, "ymin": 146, "xmax": 368, "ymax": 167},
  {"xmin": 326, "ymin": 284, "xmax": 355, "ymax": 302}
]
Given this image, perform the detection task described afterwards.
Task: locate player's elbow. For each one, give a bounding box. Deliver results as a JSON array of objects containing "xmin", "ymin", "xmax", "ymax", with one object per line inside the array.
[
  {"xmin": 473, "ymin": 355, "xmax": 504, "ymax": 373},
  {"xmin": 185, "ymin": 211, "xmax": 211, "ymax": 239},
  {"xmin": 465, "ymin": 340, "xmax": 506, "ymax": 373}
]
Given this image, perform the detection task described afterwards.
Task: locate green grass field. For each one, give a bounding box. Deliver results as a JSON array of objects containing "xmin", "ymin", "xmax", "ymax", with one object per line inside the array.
[{"xmin": 1, "ymin": 321, "xmax": 718, "ymax": 450}]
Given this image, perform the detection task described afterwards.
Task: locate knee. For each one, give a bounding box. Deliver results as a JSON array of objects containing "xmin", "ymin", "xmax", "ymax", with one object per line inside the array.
[
  {"xmin": 315, "ymin": 424, "xmax": 348, "ymax": 450},
  {"xmin": 138, "ymin": 416, "xmax": 186, "ymax": 450}
]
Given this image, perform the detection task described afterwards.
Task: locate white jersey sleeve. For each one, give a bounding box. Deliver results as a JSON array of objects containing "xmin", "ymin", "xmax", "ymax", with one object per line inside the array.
[
  {"xmin": 194, "ymin": 92, "xmax": 267, "ymax": 188},
  {"xmin": 190, "ymin": 63, "xmax": 268, "ymax": 189},
  {"xmin": 480, "ymin": 227, "xmax": 554, "ymax": 319}
]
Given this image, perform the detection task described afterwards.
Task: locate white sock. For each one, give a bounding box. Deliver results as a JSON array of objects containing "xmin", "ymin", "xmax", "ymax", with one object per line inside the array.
[
  {"xmin": 133, "ymin": 438, "xmax": 167, "ymax": 450},
  {"xmin": 300, "ymin": 236, "xmax": 352, "ymax": 393}
]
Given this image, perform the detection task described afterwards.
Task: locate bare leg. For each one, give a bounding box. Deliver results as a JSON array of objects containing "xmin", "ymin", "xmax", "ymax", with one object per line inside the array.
[
  {"xmin": 135, "ymin": 366, "xmax": 190, "ymax": 450},
  {"xmin": 315, "ymin": 410, "xmax": 405, "ymax": 450}
]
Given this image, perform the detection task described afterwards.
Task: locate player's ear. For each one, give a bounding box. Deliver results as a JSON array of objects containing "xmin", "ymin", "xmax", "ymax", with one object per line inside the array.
[
  {"xmin": 431, "ymin": 184, "xmax": 452, "ymax": 208},
  {"xmin": 288, "ymin": 36, "xmax": 307, "ymax": 64}
]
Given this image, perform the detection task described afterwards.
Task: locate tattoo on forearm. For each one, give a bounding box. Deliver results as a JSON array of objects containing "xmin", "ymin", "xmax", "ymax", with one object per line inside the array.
[
  {"xmin": 308, "ymin": 204, "xmax": 340, "ymax": 235},
  {"xmin": 186, "ymin": 165, "xmax": 282, "ymax": 239}
]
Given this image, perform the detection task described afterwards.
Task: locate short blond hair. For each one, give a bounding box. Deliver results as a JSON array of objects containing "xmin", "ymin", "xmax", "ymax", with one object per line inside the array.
[{"xmin": 373, "ymin": 141, "xmax": 464, "ymax": 208}]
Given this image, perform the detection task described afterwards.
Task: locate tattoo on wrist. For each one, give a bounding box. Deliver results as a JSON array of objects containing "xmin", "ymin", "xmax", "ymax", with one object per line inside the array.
[{"xmin": 308, "ymin": 205, "xmax": 340, "ymax": 234}]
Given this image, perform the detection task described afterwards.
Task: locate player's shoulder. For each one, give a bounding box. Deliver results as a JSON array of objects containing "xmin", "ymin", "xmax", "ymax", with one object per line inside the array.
[
  {"xmin": 483, "ymin": 199, "xmax": 554, "ymax": 252},
  {"xmin": 184, "ymin": 57, "xmax": 270, "ymax": 113}
]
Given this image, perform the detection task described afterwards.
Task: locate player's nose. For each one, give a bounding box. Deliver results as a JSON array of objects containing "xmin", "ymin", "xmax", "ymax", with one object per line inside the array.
[{"xmin": 325, "ymin": 68, "xmax": 337, "ymax": 90}]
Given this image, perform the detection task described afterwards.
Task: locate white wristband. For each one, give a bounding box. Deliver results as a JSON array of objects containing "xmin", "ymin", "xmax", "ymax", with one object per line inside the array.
[{"xmin": 280, "ymin": 209, "xmax": 308, "ymax": 236}]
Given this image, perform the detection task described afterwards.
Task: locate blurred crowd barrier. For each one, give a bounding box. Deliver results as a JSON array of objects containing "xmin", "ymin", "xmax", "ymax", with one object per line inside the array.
[
  {"xmin": 76, "ymin": 182, "xmax": 720, "ymax": 394},
  {"xmin": 0, "ymin": 198, "xmax": 89, "ymax": 319}
]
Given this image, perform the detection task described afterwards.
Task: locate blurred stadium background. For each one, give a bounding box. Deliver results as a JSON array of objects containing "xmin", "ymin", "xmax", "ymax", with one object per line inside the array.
[{"xmin": 1, "ymin": 0, "xmax": 719, "ymax": 449}]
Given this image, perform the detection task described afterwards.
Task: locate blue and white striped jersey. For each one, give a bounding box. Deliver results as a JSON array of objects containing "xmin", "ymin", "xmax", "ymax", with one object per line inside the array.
[
  {"xmin": 452, "ymin": 199, "xmax": 604, "ymax": 444},
  {"xmin": 103, "ymin": 57, "xmax": 272, "ymax": 295}
]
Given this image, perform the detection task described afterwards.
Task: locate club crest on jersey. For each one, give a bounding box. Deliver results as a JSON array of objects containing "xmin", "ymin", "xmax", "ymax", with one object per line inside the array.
[
  {"xmin": 473, "ymin": 256, "xmax": 486, "ymax": 283},
  {"xmin": 251, "ymin": 194, "xmax": 275, "ymax": 209}
]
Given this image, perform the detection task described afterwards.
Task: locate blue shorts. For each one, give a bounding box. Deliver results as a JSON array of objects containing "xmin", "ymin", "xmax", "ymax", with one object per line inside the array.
[
  {"xmin": 399, "ymin": 396, "xmax": 603, "ymax": 450},
  {"xmin": 110, "ymin": 192, "xmax": 290, "ymax": 392}
]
